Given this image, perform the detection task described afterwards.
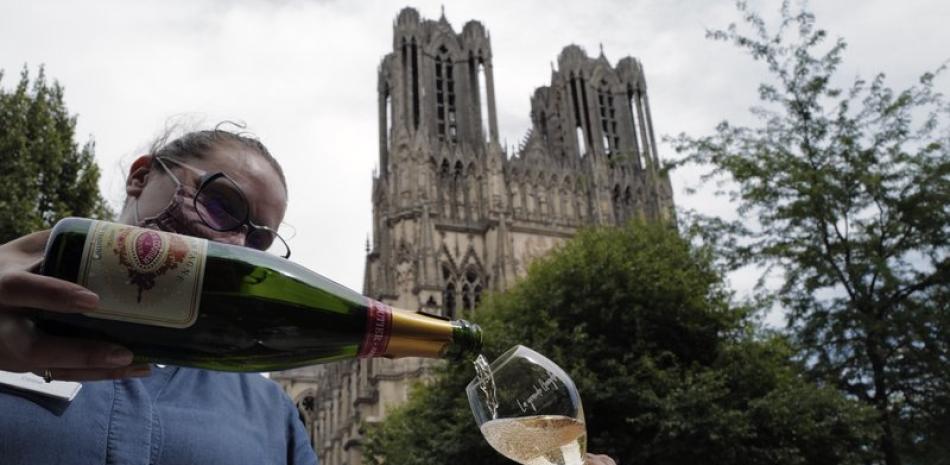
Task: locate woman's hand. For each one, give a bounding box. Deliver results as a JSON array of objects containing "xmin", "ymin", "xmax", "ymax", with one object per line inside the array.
[
  {"xmin": 585, "ymin": 453, "xmax": 617, "ymax": 465},
  {"xmin": 0, "ymin": 230, "xmax": 150, "ymax": 381}
]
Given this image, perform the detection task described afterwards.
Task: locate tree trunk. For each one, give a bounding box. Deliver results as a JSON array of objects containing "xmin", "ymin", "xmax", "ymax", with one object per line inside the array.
[{"xmin": 867, "ymin": 331, "xmax": 901, "ymax": 465}]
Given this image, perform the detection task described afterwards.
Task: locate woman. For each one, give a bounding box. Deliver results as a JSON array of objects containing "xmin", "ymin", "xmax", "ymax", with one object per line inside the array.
[
  {"xmin": 0, "ymin": 127, "xmax": 618, "ymax": 465},
  {"xmin": 0, "ymin": 128, "xmax": 317, "ymax": 465}
]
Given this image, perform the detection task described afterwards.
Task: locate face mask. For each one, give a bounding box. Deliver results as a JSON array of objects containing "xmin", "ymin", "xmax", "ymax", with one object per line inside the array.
[{"xmin": 134, "ymin": 175, "xmax": 247, "ymax": 247}]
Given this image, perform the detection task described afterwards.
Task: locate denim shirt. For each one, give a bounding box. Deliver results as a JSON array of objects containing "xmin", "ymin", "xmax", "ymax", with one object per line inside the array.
[{"xmin": 0, "ymin": 365, "xmax": 318, "ymax": 465}]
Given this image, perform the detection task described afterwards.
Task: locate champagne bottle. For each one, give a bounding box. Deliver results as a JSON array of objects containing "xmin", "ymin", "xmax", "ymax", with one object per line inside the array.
[{"xmin": 36, "ymin": 217, "xmax": 482, "ymax": 372}]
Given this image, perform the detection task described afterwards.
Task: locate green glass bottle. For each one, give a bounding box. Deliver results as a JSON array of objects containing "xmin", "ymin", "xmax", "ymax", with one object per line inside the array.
[{"xmin": 37, "ymin": 217, "xmax": 482, "ymax": 372}]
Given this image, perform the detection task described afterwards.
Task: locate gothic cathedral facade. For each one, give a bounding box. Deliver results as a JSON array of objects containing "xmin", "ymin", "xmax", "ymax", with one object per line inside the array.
[{"xmin": 273, "ymin": 8, "xmax": 674, "ymax": 465}]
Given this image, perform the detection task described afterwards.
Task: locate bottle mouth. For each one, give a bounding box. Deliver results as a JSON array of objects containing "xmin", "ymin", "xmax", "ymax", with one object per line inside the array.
[{"xmin": 446, "ymin": 320, "xmax": 483, "ymax": 360}]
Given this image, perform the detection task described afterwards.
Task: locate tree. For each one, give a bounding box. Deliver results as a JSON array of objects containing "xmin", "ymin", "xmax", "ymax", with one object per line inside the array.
[
  {"xmin": 0, "ymin": 66, "xmax": 112, "ymax": 243},
  {"xmin": 671, "ymin": 3, "xmax": 949, "ymax": 464},
  {"xmin": 364, "ymin": 221, "xmax": 877, "ymax": 465}
]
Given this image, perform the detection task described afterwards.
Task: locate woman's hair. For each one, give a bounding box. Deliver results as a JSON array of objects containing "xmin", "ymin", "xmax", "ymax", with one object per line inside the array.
[{"xmin": 147, "ymin": 121, "xmax": 288, "ymax": 194}]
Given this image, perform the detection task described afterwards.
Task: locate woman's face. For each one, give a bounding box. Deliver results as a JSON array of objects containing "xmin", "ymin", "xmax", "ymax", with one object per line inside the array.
[{"xmin": 122, "ymin": 142, "xmax": 288, "ymax": 247}]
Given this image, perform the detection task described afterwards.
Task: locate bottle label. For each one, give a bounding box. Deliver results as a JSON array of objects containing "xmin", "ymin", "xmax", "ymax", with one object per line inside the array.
[
  {"xmin": 77, "ymin": 220, "xmax": 207, "ymax": 328},
  {"xmin": 358, "ymin": 300, "xmax": 393, "ymax": 358}
]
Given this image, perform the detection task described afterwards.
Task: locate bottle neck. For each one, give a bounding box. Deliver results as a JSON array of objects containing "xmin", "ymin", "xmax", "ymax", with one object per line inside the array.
[{"xmin": 360, "ymin": 300, "xmax": 481, "ymax": 360}]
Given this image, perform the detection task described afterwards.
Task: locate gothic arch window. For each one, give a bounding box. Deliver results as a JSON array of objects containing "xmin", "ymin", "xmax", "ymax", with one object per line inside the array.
[
  {"xmin": 401, "ymin": 38, "xmax": 409, "ymax": 127},
  {"xmin": 462, "ymin": 267, "xmax": 483, "ymax": 311},
  {"xmin": 436, "ymin": 54, "xmax": 446, "ymax": 139},
  {"xmin": 579, "ymin": 75, "xmax": 594, "ymax": 149},
  {"xmin": 468, "ymin": 53, "xmax": 479, "ymax": 140},
  {"xmin": 569, "ymin": 73, "xmax": 586, "ymax": 157},
  {"xmin": 598, "ymin": 80, "xmax": 620, "ymax": 159},
  {"xmin": 628, "ymin": 85, "xmax": 647, "ymax": 170},
  {"xmin": 451, "ymin": 161, "xmax": 464, "ymax": 219},
  {"xmin": 411, "ymin": 38, "xmax": 420, "ymax": 130},
  {"xmin": 461, "ymin": 282, "xmax": 471, "ymax": 311},
  {"xmin": 435, "ymin": 45, "xmax": 458, "ymax": 143},
  {"xmin": 477, "ymin": 58, "xmax": 490, "ymax": 142},
  {"xmin": 382, "ymin": 83, "xmax": 392, "ymax": 157},
  {"xmin": 442, "ymin": 264, "xmax": 457, "ymax": 318},
  {"xmin": 296, "ymin": 393, "xmax": 317, "ymax": 445},
  {"xmin": 554, "ymin": 93, "xmax": 568, "ymax": 159}
]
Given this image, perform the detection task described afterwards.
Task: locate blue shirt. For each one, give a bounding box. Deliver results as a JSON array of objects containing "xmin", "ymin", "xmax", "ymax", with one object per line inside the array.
[{"xmin": 0, "ymin": 365, "xmax": 318, "ymax": 465}]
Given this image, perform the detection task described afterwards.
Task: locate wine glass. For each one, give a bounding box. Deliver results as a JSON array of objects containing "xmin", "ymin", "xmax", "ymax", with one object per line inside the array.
[{"xmin": 467, "ymin": 345, "xmax": 587, "ymax": 465}]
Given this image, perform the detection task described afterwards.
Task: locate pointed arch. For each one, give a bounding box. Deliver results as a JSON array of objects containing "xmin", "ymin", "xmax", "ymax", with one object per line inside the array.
[
  {"xmin": 440, "ymin": 246, "xmax": 460, "ymax": 318},
  {"xmin": 627, "ymin": 84, "xmax": 648, "ymax": 170},
  {"xmin": 295, "ymin": 389, "xmax": 318, "ymax": 430},
  {"xmin": 424, "ymin": 33, "xmax": 464, "ymax": 56},
  {"xmin": 598, "ymin": 79, "xmax": 620, "ymax": 159},
  {"xmin": 459, "ymin": 247, "xmax": 486, "ymax": 312},
  {"xmin": 434, "ymin": 43, "xmax": 458, "ymax": 144},
  {"xmin": 411, "ymin": 37, "xmax": 420, "ymax": 130}
]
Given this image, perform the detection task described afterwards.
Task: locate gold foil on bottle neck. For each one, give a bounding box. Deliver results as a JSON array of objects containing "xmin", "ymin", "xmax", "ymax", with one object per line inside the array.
[{"xmin": 384, "ymin": 308, "xmax": 454, "ymax": 358}]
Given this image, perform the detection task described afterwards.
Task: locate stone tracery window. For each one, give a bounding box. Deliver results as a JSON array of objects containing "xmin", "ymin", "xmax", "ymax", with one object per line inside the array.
[
  {"xmin": 598, "ymin": 80, "xmax": 620, "ymax": 159},
  {"xmin": 442, "ymin": 264, "xmax": 457, "ymax": 318},
  {"xmin": 435, "ymin": 45, "xmax": 457, "ymax": 143},
  {"xmin": 628, "ymin": 85, "xmax": 647, "ymax": 170},
  {"xmin": 461, "ymin": 267, "xmax": 483, "ymax": 311}
]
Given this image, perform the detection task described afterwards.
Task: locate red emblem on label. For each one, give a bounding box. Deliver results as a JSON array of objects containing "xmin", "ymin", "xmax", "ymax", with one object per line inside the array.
[
  {"xmin": 359, "ymin": 300, "xmax": 393, "ymax": 358},
  {"xmin": 114, "ymin": 228, "xmax": 189, "ymax": 302}
]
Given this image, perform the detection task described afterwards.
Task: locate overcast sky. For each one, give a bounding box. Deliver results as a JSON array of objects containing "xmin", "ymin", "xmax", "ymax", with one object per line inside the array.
[{"xmin": 1, "ymin": 0, "xmax": 947, "ymax": 326}]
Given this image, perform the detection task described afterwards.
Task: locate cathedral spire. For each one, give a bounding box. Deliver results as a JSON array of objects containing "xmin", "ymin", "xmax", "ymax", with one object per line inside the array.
[{"xmin": 439, "ymin": 5, "xmax": 449, "ymax": 26}]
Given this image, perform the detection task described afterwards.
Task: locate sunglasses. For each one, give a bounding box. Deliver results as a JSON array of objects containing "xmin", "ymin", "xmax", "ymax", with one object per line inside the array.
[{"xmin": 155, "ymin": 156, "xmax": 291, "ymax": 259}]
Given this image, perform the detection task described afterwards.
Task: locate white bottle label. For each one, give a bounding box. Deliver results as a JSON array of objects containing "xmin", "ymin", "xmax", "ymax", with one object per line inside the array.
[{"xmin": 77, "ymin": 221, "xmax": 207, "ymax": 328}]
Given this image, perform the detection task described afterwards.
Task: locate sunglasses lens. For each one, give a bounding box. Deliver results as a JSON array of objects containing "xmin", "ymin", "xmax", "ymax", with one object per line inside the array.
[{"xmin": 196, "ymin": 177, "xmax": 248, "ymax": 231}]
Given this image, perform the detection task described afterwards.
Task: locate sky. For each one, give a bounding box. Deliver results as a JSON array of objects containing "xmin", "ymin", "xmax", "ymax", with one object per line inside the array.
[{"xmin": 1, "ymin": 0, "xmax": 947, "ymax": 327}]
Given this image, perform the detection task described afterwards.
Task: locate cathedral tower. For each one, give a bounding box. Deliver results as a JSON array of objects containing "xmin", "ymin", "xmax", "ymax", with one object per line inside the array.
[{"xmin": 273, "ymin": 8, "xmax": 674, "ymax": 465}]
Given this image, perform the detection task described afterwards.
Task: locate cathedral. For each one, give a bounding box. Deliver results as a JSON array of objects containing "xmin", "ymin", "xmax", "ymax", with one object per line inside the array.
[{"xmin": 272, "ymin": 7, "xmax": 674, "ymax": 465}]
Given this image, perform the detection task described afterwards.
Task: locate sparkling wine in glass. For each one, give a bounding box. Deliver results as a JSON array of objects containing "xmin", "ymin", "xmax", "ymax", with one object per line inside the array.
[{"xmin": 468, "ymin": 346, "xmax": 586, "ymax": 465}]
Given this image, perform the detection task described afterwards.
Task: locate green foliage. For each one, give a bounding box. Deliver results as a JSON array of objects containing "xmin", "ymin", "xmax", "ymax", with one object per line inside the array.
[
  {"xmin": 671, "ymin": 3, "xmax": 949, "ymax": 464},
  {"xmin": 0, "ymin": 66, "xmax": 113, "ymax": 243},
  {"xmin": 364, "ymin": 222, "xmax": 876, "ymax": 465}
]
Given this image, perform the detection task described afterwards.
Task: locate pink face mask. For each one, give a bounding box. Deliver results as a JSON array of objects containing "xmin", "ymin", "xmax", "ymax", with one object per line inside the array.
[{"xmin": 134, "ymin": 176, "xmax": 248, "ymax": 247}]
